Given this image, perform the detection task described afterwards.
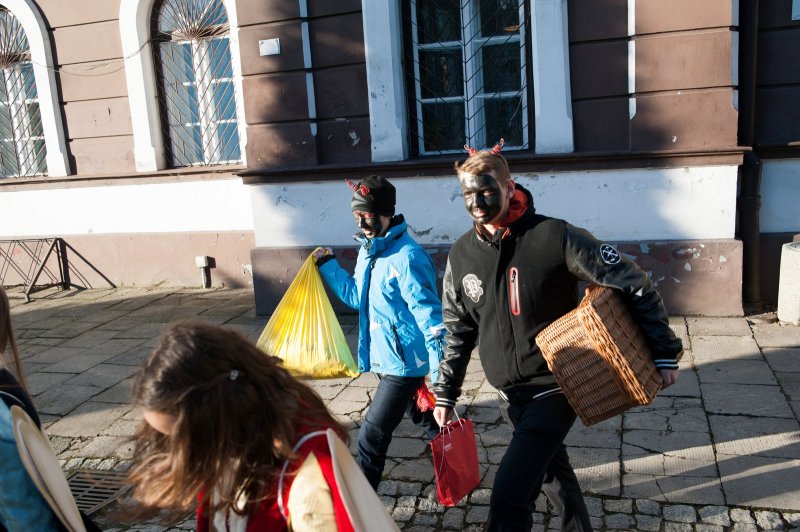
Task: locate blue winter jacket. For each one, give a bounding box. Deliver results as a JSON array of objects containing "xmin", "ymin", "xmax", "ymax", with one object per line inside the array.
[
  {"xmin": 319, "ymin": 218, "xmax": 444, "ymax": 381},
  {"xmin": 0, "ymin": 370, "xmax": 60, "ymax": 531}
]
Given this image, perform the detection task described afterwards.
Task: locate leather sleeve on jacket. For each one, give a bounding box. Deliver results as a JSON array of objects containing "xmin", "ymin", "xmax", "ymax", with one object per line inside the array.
[
  {"xmin": 432, "ymin": 258, "xmax": 479, "ymax": 408},
  {"xmin": 563, "ymin": 224, "xmax": 683, "ymax": 368}
]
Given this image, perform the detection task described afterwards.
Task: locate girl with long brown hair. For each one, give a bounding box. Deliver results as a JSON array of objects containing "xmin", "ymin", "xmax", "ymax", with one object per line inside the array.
[{"xmin": 126, "ymin": 320, "xmax": 358, "ymax": 531}]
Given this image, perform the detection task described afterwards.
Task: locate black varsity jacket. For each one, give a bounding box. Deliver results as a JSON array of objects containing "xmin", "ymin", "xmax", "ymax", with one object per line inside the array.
[{"xmin": 433, "ymin": 184, "xmax": 683, "ymax": 408}]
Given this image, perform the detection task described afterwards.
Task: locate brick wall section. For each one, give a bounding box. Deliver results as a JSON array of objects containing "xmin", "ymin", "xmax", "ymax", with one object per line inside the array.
[
  {"xmin": 252, "ymin": 239, "xmax": 743, "ymax": 317},
  {"xmin": 569, "ymin": 0, "xmax": 739, "ymax": 153},
  {"xmin": 236, "ymin": 0, "xmax": 370, "ymax": 168},
  {"xmin": 37, "ymin": 0, "xmax": 136, "ymax": 175},
  {"xmin": 755, "ymin": 0, "xmax": 800, "ymax": 147}
]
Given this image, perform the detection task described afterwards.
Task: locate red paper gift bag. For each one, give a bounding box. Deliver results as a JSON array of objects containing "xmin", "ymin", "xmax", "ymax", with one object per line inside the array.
[{"xmin": 430, "ymin": 418, "xmax": 480, "ymax": 506}]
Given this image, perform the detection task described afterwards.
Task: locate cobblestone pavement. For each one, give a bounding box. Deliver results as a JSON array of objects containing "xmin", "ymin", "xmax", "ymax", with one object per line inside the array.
[{"xmin": 6, "ymin": 286, "xmax": 800, "ymax": 531}]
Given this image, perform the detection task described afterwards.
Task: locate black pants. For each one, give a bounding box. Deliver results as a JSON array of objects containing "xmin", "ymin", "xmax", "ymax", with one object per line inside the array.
[
  {"xmin": 485, "ymin": 394, "xmax": 592, "ymax": 532},
  {"xmin": 357, "ymin": 374, "xmax": 440, "ymax": 489}
]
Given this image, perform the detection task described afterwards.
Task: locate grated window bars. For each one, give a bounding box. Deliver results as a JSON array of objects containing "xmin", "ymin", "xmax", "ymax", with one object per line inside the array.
[
  {"xmin": 0, "ymin": 8, "xmax": 46, "ymax": 177},
  {"xmin": 152, "ymin": 0, "xmax": 241, "ymax": 168},
  {"xmin": 405, "ymin": 0, "xmax": 531, "ymax": 155}
]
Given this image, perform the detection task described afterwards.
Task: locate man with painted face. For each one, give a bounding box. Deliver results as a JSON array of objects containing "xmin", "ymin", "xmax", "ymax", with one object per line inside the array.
[
  {"xmin": 313, "ymin": 175, "xmax": 444, "ymax": 490},
  {"xmin": 433, "ymin": 141, "xmax": 683, "ymax": 531}
]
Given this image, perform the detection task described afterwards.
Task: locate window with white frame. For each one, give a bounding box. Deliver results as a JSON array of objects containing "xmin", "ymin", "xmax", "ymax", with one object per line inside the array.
[
  {"xmin": 152, "ymin": 0, "xmax": 241, "ymax": 167},
  {"xmin": 0, "ymin": 7, "xmax": 46, "ymax": 177},
  {"xmin": 404, "ymin": 0, "xmax": 530, "ymax": 155}
]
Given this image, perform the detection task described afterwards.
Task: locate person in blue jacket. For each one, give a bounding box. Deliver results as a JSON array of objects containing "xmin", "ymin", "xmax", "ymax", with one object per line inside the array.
[
  {"xmin": 0, "ymin": 286, "xmax": 61, "ymax": 531},
  {"xmin": 314, "ymin": 175, "xmax": 444, "ymax": 490}
]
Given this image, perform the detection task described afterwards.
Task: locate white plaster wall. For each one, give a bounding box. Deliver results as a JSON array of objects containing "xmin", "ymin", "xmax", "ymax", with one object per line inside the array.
[
  {"xmin": 250, "ymin": 165, "xmax": 739, "ymax": 248},
  {"xmin": 0, "ymin": 179, "xmax": 253, "ymax": 236},
  {"xmin": 760, "ymin": 159, "xmax": 800, "ymax": 233}
]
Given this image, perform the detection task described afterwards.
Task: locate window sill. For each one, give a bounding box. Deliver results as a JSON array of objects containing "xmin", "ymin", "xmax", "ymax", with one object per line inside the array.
[
  {"xmin": 239, "ymin": 147, "xmax": 749, "ymax": 185},
  {"xmin": 0, "ymin": 164, "xmax": 246, "ymax": 190}
]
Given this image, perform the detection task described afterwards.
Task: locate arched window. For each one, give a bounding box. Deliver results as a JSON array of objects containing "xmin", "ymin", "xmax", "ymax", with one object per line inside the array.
[
  {"xmin": 152, "ymin": 0, "xmax": 241, "ymax": 167},
  {"xmin": 0, "ymin": 7, "xmax": 45, "ymax": 176}
]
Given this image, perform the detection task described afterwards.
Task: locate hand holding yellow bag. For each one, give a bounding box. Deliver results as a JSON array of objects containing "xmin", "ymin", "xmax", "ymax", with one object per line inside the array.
[{"xmin": 256, "ymin": 249, "xmax": 357, "ymax": 378}]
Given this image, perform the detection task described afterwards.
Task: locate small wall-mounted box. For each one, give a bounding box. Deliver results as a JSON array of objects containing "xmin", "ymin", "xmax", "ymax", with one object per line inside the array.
[{"xmin": 259, "ymin": 38, "xmax": 281, "ymax": 57}]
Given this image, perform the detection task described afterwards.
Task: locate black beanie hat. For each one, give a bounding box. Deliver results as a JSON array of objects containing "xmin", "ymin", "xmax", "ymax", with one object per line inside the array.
[{"xmin": 349, "ymin": 175, "xmax": 396, "ymax": 216}]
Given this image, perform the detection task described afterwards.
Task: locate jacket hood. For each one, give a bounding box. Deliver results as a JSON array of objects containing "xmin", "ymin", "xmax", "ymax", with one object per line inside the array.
[{"xmin": 514, "ymin": 182, "xmax": 536, "ymax": 214}]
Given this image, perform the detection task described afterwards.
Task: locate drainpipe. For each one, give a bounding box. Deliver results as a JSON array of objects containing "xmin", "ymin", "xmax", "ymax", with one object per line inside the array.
[{"xmin": 737, "ymin": 0, "xmax": 762, "ymax": 311}]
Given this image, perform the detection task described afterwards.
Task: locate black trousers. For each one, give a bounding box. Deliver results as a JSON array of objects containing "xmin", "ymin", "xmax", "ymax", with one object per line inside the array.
[
  {"xmin": 357, "ymin": 374, "xmax": 440, "ymax": 489},
  {"xmin": 485, "ymin": 393, "xmax": 592, "ymax": 532}
]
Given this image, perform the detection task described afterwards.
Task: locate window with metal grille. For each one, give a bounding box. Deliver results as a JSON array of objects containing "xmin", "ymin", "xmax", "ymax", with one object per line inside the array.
[
  {"xmin": 404, "ymin": 0, "xmax": 531, "ymax": 156},
  {"xmin": 0, "ymin": 8, "xmax": 46, "ymax": 177},
  {"xmin": 152, "ymin": 0, "xmax": 241, "ymax": 168}
]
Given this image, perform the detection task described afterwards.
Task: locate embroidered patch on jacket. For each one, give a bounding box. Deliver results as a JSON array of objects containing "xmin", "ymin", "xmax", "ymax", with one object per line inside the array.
[
  {"xmin": 463, "ymin": 274, "xmax": 484, "ymax": 303},
  {"xmin": 600, "ymin": 244, "xmax": 621, "ymax": 265}
]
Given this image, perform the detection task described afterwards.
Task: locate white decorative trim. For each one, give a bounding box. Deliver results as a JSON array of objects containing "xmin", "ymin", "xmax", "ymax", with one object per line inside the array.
[
  {"xmin": 628, "ymin": 40, "xmax": 636, "ymax": 95},
  {"xmin": 760, "ymin": 159, "xmax": 800, "ymax": 232},
  {"xmin": 1, "ymin": 0, "xmax": 69, "ymax": 176},
  {"xmin": 248, "ymin": 166, "xmax": 739, "ymax": 246},
  {"xmin": 361, "ymin": 0, "xmax": 408, "ymax": 162},
  {"xmin": 530, "ymin": 0, "xmax": 574, "ymax": 153},
  {"xmin": 0, "ymin": 178, "xmax": 254, "ymax": 236},
  {"xmin": 119, "ymin": 0, "xmax": 248, "ymax": 171},
  {"xmin": 299, "ymin": 0, "xmax": 317, "ymax": 137},
  {"xmin": 628, "ymin": 0, "xmax": 636, "ymax": 36},
  {"xmin": 628, "ymin": 0, "xmax": 636, "ymax": 119},
  {"xmin": 731, "ymin": 31, "xmax": 739, "ymax": 87},
  {"xmin": 731, "ymin": 0, "xmax": 739, "ymax": 26},
  {"xmin": 224, "ymin": 0, "xmax": 249, "ymax": 167}
]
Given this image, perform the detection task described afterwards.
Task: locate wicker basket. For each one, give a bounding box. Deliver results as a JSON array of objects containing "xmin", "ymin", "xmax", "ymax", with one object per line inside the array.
[{"xmin": 535, "ymin": 286, "xmax": 663, "ymax": 426}]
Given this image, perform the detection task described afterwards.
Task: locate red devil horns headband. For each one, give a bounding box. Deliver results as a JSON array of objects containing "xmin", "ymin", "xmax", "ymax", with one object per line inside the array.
[
  {"xmin": 464, "ymin": 138, "xmax": 505, "ymax": 157},
  {"xmin": 345, "ymin": 178, "xmax": 370, "ymax": 196}
]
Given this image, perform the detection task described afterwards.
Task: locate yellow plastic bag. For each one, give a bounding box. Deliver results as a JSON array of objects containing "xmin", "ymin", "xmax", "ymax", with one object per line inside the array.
[{"xmin": 257, "ymin": 251, "xmax": 357, "ymax": 378}]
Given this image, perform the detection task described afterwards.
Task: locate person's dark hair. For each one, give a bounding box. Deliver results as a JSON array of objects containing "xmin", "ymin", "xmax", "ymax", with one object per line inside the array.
[
  {"xmin": 125, "ymin": 320, "xmax": 347, "ymax": 523},
  {"xmin": 0, "ymin": 287, "xmax": 26, "ymax": 388}
]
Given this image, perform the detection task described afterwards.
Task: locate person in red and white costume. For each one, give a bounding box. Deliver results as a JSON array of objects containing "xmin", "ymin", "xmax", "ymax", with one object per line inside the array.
[{"xmin": 124, "ymin": 321, "xmax": 362, "ymax": 531}]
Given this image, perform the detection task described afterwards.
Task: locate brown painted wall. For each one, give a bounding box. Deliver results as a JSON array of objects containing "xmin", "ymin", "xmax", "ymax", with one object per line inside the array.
[
  {"xmin": 569, "ymin": 0, "xmax": 739, "ymax": 153},
  {"xmin": 251, "ymin": 239, "xmax": 744, "ymax": 317},
  {"xmin": 35, "ymin": 0, "xmax": 136, "ymax": 176},
  {"xmin": 236, "ymin": 0, "xmax": 369, "ymax": 169},
  {"xmin": 755, "ymin": 1, "xmax": 800, "ymax": 147},
  {"xmin": 2, "ymin": 231, "xmax": 255, "ymax": 289},
  {"xmin": 24, "ymin": 0, "xmax": 747, "ymax": 176},
  {"xmin": 32, "ymin": 0, "xmax": 372, "ymax": 176}
]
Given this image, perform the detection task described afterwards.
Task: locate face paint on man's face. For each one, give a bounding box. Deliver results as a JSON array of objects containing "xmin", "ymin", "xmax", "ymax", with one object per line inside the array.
[
  {"xmin": 459, "ymin": 173, "xmax": 505, "ymax": 225},
  {"xmin": 354, "ymin": 211, "xmax": 383, "ymax": 238}
]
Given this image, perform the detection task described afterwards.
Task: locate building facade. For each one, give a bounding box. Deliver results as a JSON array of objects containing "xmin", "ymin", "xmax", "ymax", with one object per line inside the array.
[{"xmin": 0, "ymin": 0, "xmax": 797, "ymax": 317}]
